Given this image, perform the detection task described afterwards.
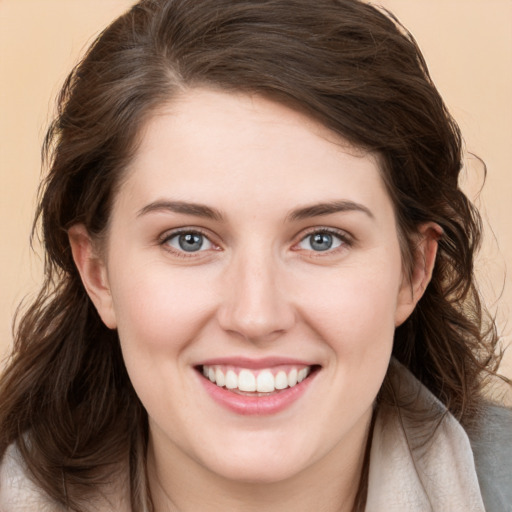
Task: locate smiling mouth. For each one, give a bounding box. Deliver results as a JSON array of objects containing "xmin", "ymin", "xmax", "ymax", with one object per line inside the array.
[{"xmin": 198, "ymin": 365, "xmax": 320, "ymax": 395}]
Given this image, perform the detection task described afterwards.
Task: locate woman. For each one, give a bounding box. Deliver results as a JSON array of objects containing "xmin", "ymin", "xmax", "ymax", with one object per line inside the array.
[{"xmin": 0, "ymin": 0, "xmax": 510, "ymax": 510}]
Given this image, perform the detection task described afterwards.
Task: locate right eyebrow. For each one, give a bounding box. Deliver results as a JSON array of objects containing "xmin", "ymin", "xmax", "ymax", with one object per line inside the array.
[{"xmin": 136, "ymin": 200, "xmax": 224, "ymax": 221}]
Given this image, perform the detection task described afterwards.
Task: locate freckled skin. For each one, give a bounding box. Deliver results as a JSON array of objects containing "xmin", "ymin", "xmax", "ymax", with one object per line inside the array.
[{"xmin": 71, "ymin": 89, "xmax": 434, "ymax": 511}]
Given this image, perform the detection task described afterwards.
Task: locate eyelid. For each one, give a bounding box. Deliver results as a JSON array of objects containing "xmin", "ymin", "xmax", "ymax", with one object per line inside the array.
[
  {"xmin": 157, "ymin": 225, "xmax": 353, "ymax": 258},
  {"xmin": 159, "ymin": 227, "xmax": 221, "ymax": 257},
  {"xmin": 292, "ymin": 226, "xmax": 354, "ymax": 253}
]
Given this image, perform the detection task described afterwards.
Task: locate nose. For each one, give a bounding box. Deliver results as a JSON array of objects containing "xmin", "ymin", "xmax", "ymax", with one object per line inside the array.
[{"xmin": 217, "ymin": 249, "xmax": 296, "ymax": 343}]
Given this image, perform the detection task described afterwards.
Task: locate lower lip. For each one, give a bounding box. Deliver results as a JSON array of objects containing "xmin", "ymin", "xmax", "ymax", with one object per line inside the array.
[{"xmin": 197, "ymin": 370, "xmax": 317, "ymax": 415}]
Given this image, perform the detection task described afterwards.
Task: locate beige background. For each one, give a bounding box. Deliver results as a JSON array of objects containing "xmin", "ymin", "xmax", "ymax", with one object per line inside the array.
[{"xmin": 1, "ymin": 1, "xmax": 511, "ymax": 393}]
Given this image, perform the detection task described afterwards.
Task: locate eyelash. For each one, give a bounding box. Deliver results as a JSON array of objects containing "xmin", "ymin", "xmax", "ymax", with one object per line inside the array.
[
  {"xmin": 159, "ymin": 228, "xmax": 218, "ymax": 259},
  {"xmin": 293, "ymin": 227, "xmax": 353, "ymax": 256},
  {"xmin": 159, "ymin": 227, "xmax": 353, "ymax": 258}
]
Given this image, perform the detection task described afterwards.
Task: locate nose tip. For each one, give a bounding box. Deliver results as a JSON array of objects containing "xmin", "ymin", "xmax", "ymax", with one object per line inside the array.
[
  {"xmin": 224, "ymin": 315, "xmax": 287, "ymax": 343},
  {"xmin": 217, "ymin": 257, "xmax": 295, "ymax": 343}
]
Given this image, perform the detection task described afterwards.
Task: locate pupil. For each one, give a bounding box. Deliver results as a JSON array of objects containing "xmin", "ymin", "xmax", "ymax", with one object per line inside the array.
[
  {"xmin": 179, "ymin": 233, "xmax": 203, "ymax": 252},
  {"xmin": 311, "ymin": 233, "xmax": 332, "ymax": 251}
]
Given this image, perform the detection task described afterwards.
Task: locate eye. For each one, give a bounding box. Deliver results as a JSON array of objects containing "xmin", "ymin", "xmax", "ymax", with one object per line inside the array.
[
  {"xmin": 297, "ymin": 230, "xmax": 346, "ymax": 252},
  {"xmin": 164, "ymin": 231, "xmax": 214, "ymax": 253}
]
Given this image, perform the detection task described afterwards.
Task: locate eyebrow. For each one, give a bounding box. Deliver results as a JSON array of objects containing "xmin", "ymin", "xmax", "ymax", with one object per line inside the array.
[
  {"xmin": 136, "ymin": 199, "xmax": 374, "ymax": 223},
  {"xmin": 286, "ymin": 200, "xmax": 374, "ymax": 222},
  {"xmin": 136, "ymin": 200, "xmax": 224, "ymax": 221}
]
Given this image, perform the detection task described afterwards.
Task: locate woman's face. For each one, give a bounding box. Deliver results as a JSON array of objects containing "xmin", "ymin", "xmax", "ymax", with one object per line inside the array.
[{"xmin": 76, "ymin": 89, "xmax": 428, "ymax": 484}]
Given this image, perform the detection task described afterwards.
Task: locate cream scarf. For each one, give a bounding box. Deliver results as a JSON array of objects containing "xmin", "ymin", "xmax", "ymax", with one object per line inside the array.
[
  {"xmin": 0, "ymin": 361, "xmax": 485, "ymax": 511},
  {"xmin": 366, "ymin": 360, "xmax": 485, "ymax": 511}
]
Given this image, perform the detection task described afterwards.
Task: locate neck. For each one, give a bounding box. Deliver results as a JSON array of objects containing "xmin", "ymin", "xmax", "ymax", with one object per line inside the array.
[{"xmin": 147, "ymin": 412, "xmax": 373, "ymax": 512}]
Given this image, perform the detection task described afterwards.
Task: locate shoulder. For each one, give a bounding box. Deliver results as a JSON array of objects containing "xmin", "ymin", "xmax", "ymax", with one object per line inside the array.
[
  {"xmin": 0, "ymin": 443, "xmax": 63, "ymax": 512},
  {"xmin": 468, "ymin": 403, "xmax": 512, "ymax": 512}
]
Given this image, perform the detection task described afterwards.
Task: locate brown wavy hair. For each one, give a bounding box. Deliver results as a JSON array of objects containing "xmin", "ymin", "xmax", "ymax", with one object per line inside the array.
[{"xmin": 0, "ymin": 0, "xmax": 505, "ymax": 510}]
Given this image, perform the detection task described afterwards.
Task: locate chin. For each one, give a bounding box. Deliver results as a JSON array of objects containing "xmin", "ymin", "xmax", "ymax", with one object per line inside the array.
[
  {"xmin": 212, "ymin": 460, "xmax": 302, "ymax": 485},
  {"xmin": 200, "ymin": 441, "xmax": 315, "ymax": 485}
]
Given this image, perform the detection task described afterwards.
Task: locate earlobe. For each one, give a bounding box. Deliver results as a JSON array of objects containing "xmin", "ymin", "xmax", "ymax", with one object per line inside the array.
[
  {"xmin": 68, "ymin": 224, "xmax": 117, "ymax": 329},
  {"xmin": 394, "ymin": 222, "xmax": 442, "ymax": 327}
]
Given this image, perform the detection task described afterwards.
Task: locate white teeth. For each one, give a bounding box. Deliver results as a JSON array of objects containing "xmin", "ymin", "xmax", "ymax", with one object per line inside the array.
[
  {"xmin": 256, "ymin": 370, "xmax": 275, "ymax": 392},
  {"xmin": 202, "ymin": 365, "xmax": 312, "ymax": 393},
  {"xmin": 225, "ymin": 370, "xmax": 238, "ymax": 389},
  {"xmin": 215, "ymin": 368, "xmax": 225, "ymax": 387},
  {"xmin": 275, "ymin": 371, "xmax": 288, "ymax": 390},
  {"xmin": 238, "ymin": 369, "xmax": 256, "ymax": 392}
]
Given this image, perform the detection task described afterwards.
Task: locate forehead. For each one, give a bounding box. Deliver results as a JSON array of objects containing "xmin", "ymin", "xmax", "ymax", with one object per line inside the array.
[{"xmin": 116, "ymin": 88, "xmax": 392, "ymax": 222}]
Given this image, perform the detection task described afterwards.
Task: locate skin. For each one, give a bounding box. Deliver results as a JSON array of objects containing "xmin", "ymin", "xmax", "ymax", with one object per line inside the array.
[{"xmin": 69, "ymin": 89, "xmax": 438, "ymax": 511}]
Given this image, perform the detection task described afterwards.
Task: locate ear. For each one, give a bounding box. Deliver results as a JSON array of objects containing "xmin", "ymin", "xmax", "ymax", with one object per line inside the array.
[
  {"xmin": 394, "ymin": 222, "xmax": 442, "ymax": 327},
  {"xmin": 68, "ymin": 224, "xmax": 117, "ymax": 329}
]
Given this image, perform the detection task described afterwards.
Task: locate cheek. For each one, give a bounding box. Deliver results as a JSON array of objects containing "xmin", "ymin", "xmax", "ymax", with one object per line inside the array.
[
  {"xmin": 295, "ymin": 260, "xmax": 401, "ymax": 355},
  {"xmin": 108, "ymin": 262, "xmax": 215, "ymax": 356},
  {"xmin": 108, "ymin": 265, "xmax": 214, "ymax": 422}
]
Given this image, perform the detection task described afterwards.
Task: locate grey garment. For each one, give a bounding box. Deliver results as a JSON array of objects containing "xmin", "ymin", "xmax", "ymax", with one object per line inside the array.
[{"xmin": 469, "ymin": 404, "xmax": 512, "ymax": 512}]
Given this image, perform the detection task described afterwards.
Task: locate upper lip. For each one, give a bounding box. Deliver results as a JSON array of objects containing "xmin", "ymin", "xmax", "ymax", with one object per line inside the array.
[{"xmin": 196, "ymin": 356, "xmax": 318, "ymax": 369}]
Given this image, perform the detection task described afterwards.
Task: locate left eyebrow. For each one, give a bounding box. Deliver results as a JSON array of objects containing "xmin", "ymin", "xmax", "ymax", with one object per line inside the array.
[{"xmin": 286, "ymin": 200, "xmax": 374, "ymax": 222}]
